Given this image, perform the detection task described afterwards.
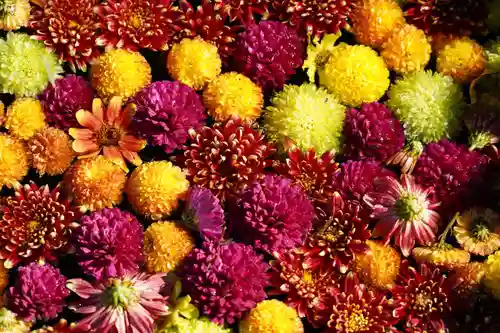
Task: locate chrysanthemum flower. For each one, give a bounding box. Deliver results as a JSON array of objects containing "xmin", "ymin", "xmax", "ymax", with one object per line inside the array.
[
  {"xmin": 0, "ymin": 183, "xmax": 79, "ymax": 268},
  {"xmin": 364, "ymin": 175, "xmax": 440, "ymax": 257},
  {"xmin": 222, "ymin": 0, "xmax": 271, "ymax": 23},
  {"xmin": 67, "ymin": 273, "xmax": 169, "ymax": 333},
  {"xmin": 239, "ymin": 300, "xmax": 303, "ymax": 333},
  {"xmin": 464, "ymin": 104, "xmax": 500, "ymax": 154},
  {"xmin": 0, "ymin": 307, "xmax": 31, "ymax": 333},
  {"xmin": 7, "ymin": 263, "xmax": 69, "ymax": 321},
  {"xmin": 0, "ymin": 262, "xmax": 7, "ymax": 295},
  {"xmin": 413, "ymin": 243, "xmax": 470, "ymax": 270},
  {"xmin": 0, "ymin": 134, "xmax": 29, "ymax": 189},
  {"xmin": 27, "ymin": 127, "xmax": 74, "ymax": 176},
  {"xmin": 182, "ymin": 118, "xmax": 275, "ymax": 202},
  {"xmin": 5, "ymin": 98, "xmax": 46, "ymax": 140},
  {"xmin": 69, "ymin": 97, "xmax": 146, "ymax": 172},
  {"xmin": 454, "ymin": 208, "xmax": 500, "ymax": 256},
  {"xmin": 0, "ymin": 0, "xmax": 30, "ymax": 31},
  {"xmin": 29, "ymin": 0, "xmax": 100, "ymax": 72}
]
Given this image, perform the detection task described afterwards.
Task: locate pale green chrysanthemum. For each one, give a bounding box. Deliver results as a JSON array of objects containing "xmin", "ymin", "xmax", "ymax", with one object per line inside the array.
[
  {"xmin": 387, "ymin": 70, "xmax": 464, "ymax": 144},
  {"xmin": 486, "ymin": 39, "xmax": 500, "ymax": 73},
  {"xmin": 0, "ymin": 32, "xmax": 62, "ymax": 97},
  {"xmin": 0, "ymin": 307, "xmax": 31, "ymax": 333},
  {"xmin": 264, "ymin": 83, "xmax": 346, "ymax": 154}
]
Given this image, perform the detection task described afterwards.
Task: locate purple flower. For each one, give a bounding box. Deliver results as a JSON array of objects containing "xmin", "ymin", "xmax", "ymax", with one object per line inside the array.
[
  {"xmin": 73, "ymin": 208, "xmax": 144, "ymax": 280},
  {"xmin": 130, "ymin": 81, "xmax": 206, "ymax": 153},
  {"xmin": 7, "ymin": 263, "xmax": 69, "ymax": 321}
]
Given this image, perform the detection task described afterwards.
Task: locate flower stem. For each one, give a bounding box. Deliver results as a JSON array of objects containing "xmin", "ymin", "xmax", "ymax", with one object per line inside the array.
[{"xmin": 439, "ymin": 212, "xmax": 460, "ymax": 244}]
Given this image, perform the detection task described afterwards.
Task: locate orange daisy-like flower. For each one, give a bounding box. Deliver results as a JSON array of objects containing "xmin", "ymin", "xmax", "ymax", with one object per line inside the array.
[{"xmin": 69, "ymin": 97, "xmax": 146, "ymax": 172}]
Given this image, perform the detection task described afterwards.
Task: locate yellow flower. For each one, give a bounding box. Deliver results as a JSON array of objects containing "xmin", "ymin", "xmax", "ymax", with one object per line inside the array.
[
  {"xmin": 484, "ymin": 251, "xmax": 500, "ymax": 299},
  {"xmin": 27, "ymin": 127, "xmax": 74, "ymax": 176},
  {"xmin": 5, "ymin": 98, "xmax": 46, "ymax": 140},
  {"xmin": 239, "ymin": 300, "xmax": 303, "ymax": 333},
  {"xmin": 413, "ymin": 243, "xmax": 470, "ymax": 269},
  {"xmin": 454, "ymin": 208, "xmax": 500, "ymax": 256},
  {"xmin": 437, "ymin": 36, "xmax": 486, "ymax": 83},
  {"xmin": 0, "ymin": 134, "xmax": 29, "ymax": 189}
]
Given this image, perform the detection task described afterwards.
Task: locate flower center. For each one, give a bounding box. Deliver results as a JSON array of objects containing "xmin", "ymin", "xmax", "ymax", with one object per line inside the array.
[
  {"xmin": 27, "ymin": 220, "xmax": 39, "ymax": 233},
  {"xmin": 412, "ymin": 292, "xmax": 435, "ymax": 313},
  {"xmin": 128, "ymin": 9, "xmax": 145, "ymax": 29},
  {"xmin": 394, "ymin": 193, "xmax": 424, "ymax": 221},
  {"xmin": 338, "ymin": 305, "xmax": 372, "ymax": 332},
  {"xmin": 472, "ymin": 218, "xmax": 491, "ymax": 241},
  {"xmin": 97, "ymin": 124, "xmax": 122, "ymax": 146},
  {"xmin": 302, "ymin": 270, "xmax": 314, "ymax": 284},
  {"xmin": 103, "ymin": 279, "xmax": 139, "ymax": 309}
]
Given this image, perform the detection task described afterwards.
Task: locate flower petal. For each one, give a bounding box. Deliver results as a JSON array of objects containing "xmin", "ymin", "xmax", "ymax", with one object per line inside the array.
[
  {"xmin": 92, "ymin": 98, "xmax": 105, "ymax": 122},
  {"xmin": 76, "ymin": 109, "xmax": 103, "ymax": 131},
  {"xmin": 107, "ymin": 96, "xmax": 123, "ymax": 124},
  {"xmin": 66, "ymin": 278, "xmax": 100, "ymax": 298},
  {"xmin": 73, "ymin": 139, "xmax": 99, "ymax": 153},
  {"xmin": 119, "ymin": 148, "xmax": 142, "ymax": 166},
  {"xmin": 103, "ymin": 145, "xmax": 128, "ymax": 172},
  {"xmin": 119, "ymin": 135, "xmax": 146, "ymax": 152},
  {"xmin": 69, "ymin": 128, "xmax": 95, "ymax": 140}
]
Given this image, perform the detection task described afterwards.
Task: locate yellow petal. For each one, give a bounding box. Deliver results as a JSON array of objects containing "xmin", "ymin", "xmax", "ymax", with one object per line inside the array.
[
  {"xmin": 72, "ymin": 139, "xmax": 99, "ymax": 153},
  {"xmin": 92, "ymin": 98, "xmax": 105, "ymax": 122},
  {"xmin": 76, "ymin": 110, "xmax": 102, "ymax": 131},
  {"xmin": 69, "ymin": 128, "xmax": 94, "ymax": 140}
]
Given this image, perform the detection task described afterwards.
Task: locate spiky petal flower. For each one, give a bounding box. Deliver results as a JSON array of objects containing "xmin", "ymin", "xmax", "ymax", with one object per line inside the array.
[
  {"xmin": 182, "ymin": 118, "xmax": 275, "ymax": 202},
  {"xmin": 454, "ymin": 208, "xmax": 500, "ymax": 256},
  {"xmin": 0, "ymin": 183, "xmax": 79, "ymax": 268},
  {"xmin": 67, "ymin": 273, "xmax": 169, "ymax": 333},
  {"xmin": 222, "ymin": 0, "xmax": 271, "ymax": 23},
  {"xmin": 29, "ymin": 0, "xmax": 100, "ymax": 72},
  {"xmin": 364, "ymin": 175, "xmax": 440, "ymax": 257},
  {"xmin": 180, "ymin": 241, "xmax": 269, "ymax": 324}
]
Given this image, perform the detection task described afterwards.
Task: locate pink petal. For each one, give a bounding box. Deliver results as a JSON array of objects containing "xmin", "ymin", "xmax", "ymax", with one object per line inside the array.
[{"xmin": 66, "ymin": 278, "xmax": 100, "ymax": 298}]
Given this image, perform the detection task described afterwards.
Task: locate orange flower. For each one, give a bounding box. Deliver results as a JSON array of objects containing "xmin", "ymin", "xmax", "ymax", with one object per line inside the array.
[{"xmin": 69, "ymin": 96, "xmax": 146, "ymax": 172}]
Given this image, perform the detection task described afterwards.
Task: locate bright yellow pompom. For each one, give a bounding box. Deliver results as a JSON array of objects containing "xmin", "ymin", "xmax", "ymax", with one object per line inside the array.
[
  {"xmin": 27, "ymin": 127, "xmax": 74, "ymax": 176},
  {"xmin": 381, "ymin": 24, "xmax": 431, "ymax": 75},
  {"xmin": 437, "ymin": 37, "xmax": 486, "ymax": 83},
  {"xmin": 167, "ymin": 38, "xmax": 222, "ymax": 90},
  {"xmin": 240, "ymin": 300, "xmax": 303, "ymax": 333},
  {"xmin": 0, "ymin": 0, "xmax": 30, "ymax": 31},
  {"xmin": 351, "ymin": 0, "xmax": 405, "ymax": 48},
  {"xmin": 5, "ymin": 98, "xmax": 46, "ymax": 140},
  {"xmin": 203, "ymin": 72, "xmax": 263, "ymax": 122},
  {"xmin": 484, "ymin": 250, "xmax": 500, "ymax": 299},
  {"xmin": 144, "ymin": 221, "xmax": 195, "ymax": 274},
  {"xmin": 126, "ymin": 161, "xmax": 189, "ymax": 220},
  {"xmin": 64, "ymin": 156, "xmax": 127, "ymax": 212},
  {"xmin": 0, "ymin": 134, "xmax": 29, "ymax": 189},
  {"xmin": 91, "ymin": 49, "xmax": 152, "ymax": 102}
]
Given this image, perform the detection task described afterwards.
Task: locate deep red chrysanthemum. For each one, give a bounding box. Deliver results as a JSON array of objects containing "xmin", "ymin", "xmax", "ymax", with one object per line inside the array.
[
  {"xmin": 221, "ymin": 0, "xmax": 272, "ymax": 23},
  {"xmin": 29, "ymin": 0, "xmax": 100, "ymax": 72},
  {"xmin": 181, "ymin": 118, "xmax": 275, "ymax": 202},
  {"xmin": 95, "ymin": 0, "xmax": 179, "ymax": 51},
  {"xmin": 0, "ymin": 183, "xmax": 80, "ymax": 268}
]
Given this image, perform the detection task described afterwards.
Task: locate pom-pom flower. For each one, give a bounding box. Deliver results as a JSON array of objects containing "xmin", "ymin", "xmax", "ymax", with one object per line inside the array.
[
  {"xmin": 130, "ymin": 81, "xmax": 206, "ymax": 153},
  {"xmin": 180, "ymin": 241, "xmax": 269, "ymax": 324},
  {"xmin": 182, "ymin": 118, "xmax": 275, "ymax": 202},
  {"xmin": 5, "ymin": 98, "xmax": 46, "ymax": 140},
  {"xmin": 7, "ymin": 263, "xmax": 69, "ymax": 321},
  {"xmin": 0, "ymin": 32, "xmax": 62, "ymax": 97},
  {"xmin": 73, "ymin": 208, "xmax": 143, "ymax": 280},
  {"xmin": 203, "ymin": 72, "xmax": 263, "ymax": 122},
  {"xmin": 27, "ymin": 127, "xmax": 74, "ymax": 176},
  {"xmin": 436, "ymin": 36, "xmax": 486, "ymax": 83},
  {"xmin": 91, "ymin": 49, "xmax": 151, "ymax": 102},
  {"xmin": 29, "ymin": 0, "xmax": 100, "ymax": 72},
  {"xmin": 304, "ymin": 33, "xmax": 390, "ymax": 107},
  {"xmin": 144, "ymin": 221, "xmax": 194, "ymax": 273},
  {"xmin": 264, "ymin": 83, "xmax": 346, "ymax": 154},
  {"xmin": 342, "ymin": 102, "xmax": 405, "ymax": 162},
  {"xmin": 350, "ymin": 0, "xmax": 405, "ymax": 48},
  {"xmin": 0, "ymin": 0, "xmax": 30, "ymax": 31},
  {"xmin": 364, "ymin": 175, "xmax": 440, "ymax": 257},
  {"xmin": 69, "ymin": 97, "xmax": 146, "ymax": 172},
  {"xmin": 126, "ymin": 161, "xmax": 189, "ymax": 220},
  {"xmin": 167, "ymin": 38, "xmax": 222, "ymax": 91},
  {"xmin": 67, "ymin": 273, "xmax": 169, "ymax": 333},
  {"xmin": 454, "ymin": 208, "xmax": 500, "ymax": 256},
  {"xmin": 381, "ymin": 24, "xmax": 432, "ymax": 75},
  {"xmin": 231, "ymin": 174, "xmax": 315, "ymax": 254},
  {"xmin": 0, "ymin": 134, "xmax": 29, "ymax": 189},
  {"xmin": 0, "ymin": 183, "xmax": 79, "ymax": 267},
  {"xmin": 232, "ymin": 20, "xmax": 305, "ymax": 91},
  {"xmin": 0, "ymin": 307, "xmax": 31, "ymax": 333},
  {"xmin": 39, "ymin": 75, "xmax": 94, "ymax": 130},
  {"xmin": 64, "ymin": 156, "xmax": 127, "ymax": 212},
  {"xmin": 95, "ymin": 0, "xmax": 178, "ymax": 51},
  {"xmin": 413, "ymin": 243, "xmax": 470, "ymax": 269},
  {"xmin": 239, "ymin": 300, "xmax": 303, "ymax": 333}
]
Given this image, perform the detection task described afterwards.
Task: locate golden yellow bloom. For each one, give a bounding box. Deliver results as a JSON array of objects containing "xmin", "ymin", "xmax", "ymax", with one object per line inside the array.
[
  {"xmin": 413, "ymin": 243, "xmax": 470, "ymax": 269},
  {"xmin": 0, "ymin": 134, "xmax": 29, "ymax": 189},
  {"xmin": 0, "ymin": 0, "xmax": 30, "ymax": 31},
  {"xmin": 28, "ymin": 127, "xmax": 74, "ymax": 176},
  {"xmin": 484, "ymin": 251, "xmax": 500, "ymax": 299},
  {"xmin": 454, "ymin": 208, "xmax": 500, "ymax": 256},
  {"xmin": 5, "ymin": 98, "xmax": 46, "ymax": 140},
  {"xmin": 240, "ymin": 300, "xmax": 303, "ymax": 333},
  {"xmin": 437, "ymin": 36, "xmax": 486, "ymax": 83},
  {"xmin": 453, "ymin": 262, "xmax": 485, "ymax": 299}
]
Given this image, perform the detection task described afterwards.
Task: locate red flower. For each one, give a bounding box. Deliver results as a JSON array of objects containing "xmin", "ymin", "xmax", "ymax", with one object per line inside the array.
[{"xmin": 221, "ymin": 0, "xmax": 272, "ymax": 23}]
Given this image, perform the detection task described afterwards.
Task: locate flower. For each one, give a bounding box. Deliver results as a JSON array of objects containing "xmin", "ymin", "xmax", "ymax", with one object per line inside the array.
[
  {"xmin": 203, "ymin": 72, "xmax": 263, "ymax": 122},
  {"xmin": 167, "ymin": 38, "xmax": 222, "ymax": 91},
  {"xmin": 484, "ymin": 251, "xmax": 500, "ymax": 299},
  {"xmin": 364, "ymin": 175, "xmax": 440, "ymax": 257},
  {"xmin": 91, "ymin": 49, "xmax": 151, "ymax": 102},
  {"xmin": 126, "ymin": 161, "xmax": 189, "ymax": 220},
  {"xmin": 67, "ymin": 273, "xmax": 169, "ymax": 333},
  {"xmin": 450, "ymin": 262, "xmax": 485, "ymax": 301},
  {"xmin": 454, "ymin": 208, "xmax": 500, "ymax": 256},
  {"xmin": 464, "ymin": 103, "xmax": 500, "ymax": 152},
  {"xmin": 130, "ymin": 81, "xmax": 206, "ymax": 153},
  {"xmin": 413, "ymin": 243, "xmax": 470, "ymax": 269},
  {"xmin": 73, "ymin": 208, "xmax": 143, "ymax": 280},
  {"xmin": 324, "ymin": 273, "xmax": 404, "ymax": 333},
  {"xmin": 222, "ymin": 0, "xmax": 271, "ymax": 23},
  {"xmin": 0, "ymin": 262, "xmax": 7, "ymax": 294},
  {"xmin": 0, "ymin": 183, "xmax": 79, "ymax": 267},
  {"xmin": 380, "ymin": 24, "xmax": 432, "ymax": 75},
  {"xmin": 239, "ymin": 300, "xmax": 303, "ymax": 333},
  {"xmin": 231, "ymin": 174, "xmax": 315, "ymax": 253},
  {"xmin": 63, "ymin": 156, "xmax": 127, "ymax": 212},
  {"xmin": 69, "ymin": 97, "xmax": 146, "ymax": 172},
  {"xmin": 95, "ymin": 0, "xmax": 178, "ymax": 51},
  {"xmin": 232, "ymin": 20, "xmax": 305, "ymax": 91},
  {"xmin": 181, "ymin": 118, "xmax": 275, "ymax": 202},
  {"xmin": 159, "ymin": 317, "xmax": 231, "ymax": 333},
  {"xmin": 353, "ymin": 240, "xmax": 401, "ymax": 290},
  {"xmin": 0, "ymin": 0, "xmax": 30, "ymax": 31},
  {"xmin": 264, "ymin": 83, "xmax": 346, "ymax": 154},
  {"xmin": 29, "ymin": 0, "xmax": 100, "ymax": 72},
  {"xmin": 7, "ymin": 263, "xmax": 69, "ymax": 321},
  {"xmin": 342, "ymin": 102, "xmax": 405, "ymax": 162},
  {"xmin": 0, "ymin": 134, "xmax": 29, "ymax": 189},
  {"xmin": 0, "ymin": 32, "xmax": 62, "ymax": 97},
  {"xmin": 0, "ymin": 307, "xmax": 31, "ymax": 333},
  {"xmin": 39, "ymin": 75, "xmax": 94, "ymax": 130},
  {"xmin": 27, "ymin": 127, "xmax": 74, "ymax": 176},
  {"xmin": 144, "ymin": 221, "xmax": 194, "ymax": 273},
  {"xmin": 182, "ymin": 186, "xmax": 225, "ymax": 241},
  {"xmin": 31, "ymin": 319, "xmax": 74, "ymax": 333},
  {"xmin": 486, "ymin": 39, "xmax": 500, "ymax": 73},
  {"xmin": 5, "ymin": 98, "xmax": 46, "ymax": 140}
]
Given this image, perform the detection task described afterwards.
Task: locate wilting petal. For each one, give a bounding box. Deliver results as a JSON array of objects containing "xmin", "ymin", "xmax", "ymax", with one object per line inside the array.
[
  {"xmin": 76, "ymin": 109, "xmax": 103, "ymax": 131},
  {"xmin": 120, "ymin": 135, "xmax": 146, "ymax": 152},
  {"xmin": 69, "ymin": 128, "xmax": 95, "ymax": 140},
  {"xmin": 73, "ymin": 139, "xmax": 99, "ymax": 153},
  {"xmin": 103, "ymin": 146, "xmax": 128, "ymax": 172},
  {"xmin": 107, "ymin": 96, "xmax": 123, "ymax": 124}
]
